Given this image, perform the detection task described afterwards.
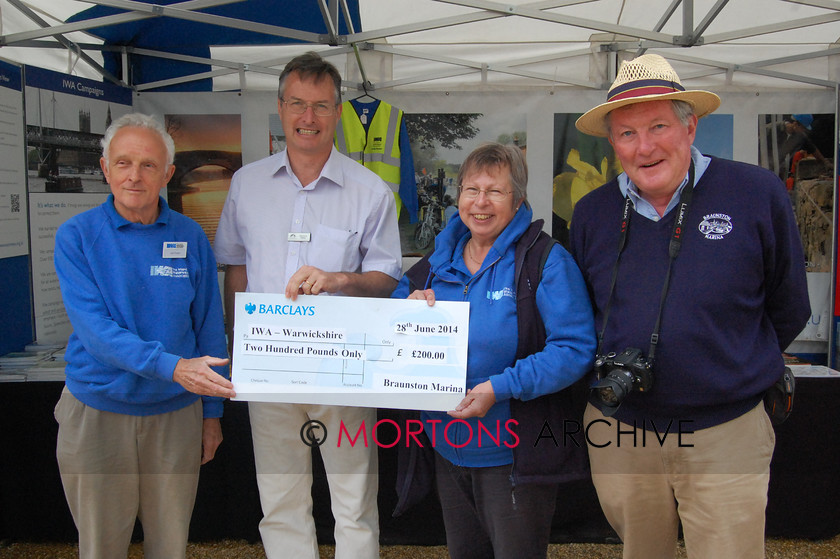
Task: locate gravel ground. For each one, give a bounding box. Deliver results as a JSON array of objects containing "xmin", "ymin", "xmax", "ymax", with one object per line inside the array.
[{"xmin": 1, "ymin": 537, "xmax": 840, "ymax": 558}]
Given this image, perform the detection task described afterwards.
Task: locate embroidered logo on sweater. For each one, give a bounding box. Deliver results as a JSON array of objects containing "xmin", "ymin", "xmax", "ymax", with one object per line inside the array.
[
  {"xmin": 149, "ymin": 265, "xmax": 189, "ymax": 278},
  {"xmin": 486, "ymin": 287, "xmax": 515, "ymax": 301},
  {"xmin": 698, "ymin": 213, "xmax": 732, "ymax": 240}
]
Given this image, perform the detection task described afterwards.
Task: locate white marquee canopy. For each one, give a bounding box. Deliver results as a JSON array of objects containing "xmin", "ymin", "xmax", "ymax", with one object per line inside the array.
[{"xmin": 1, "ymin": 0, "xmax": 839, "ymax": 95}]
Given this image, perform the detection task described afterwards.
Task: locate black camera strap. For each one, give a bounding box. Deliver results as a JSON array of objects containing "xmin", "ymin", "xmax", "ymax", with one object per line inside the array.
[{"xmin": 596, "ymin": 161, "xmax": 695, "ymax": 363}]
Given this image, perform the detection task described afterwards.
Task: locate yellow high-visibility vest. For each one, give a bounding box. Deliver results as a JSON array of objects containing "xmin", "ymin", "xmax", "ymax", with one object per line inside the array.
[{"xmin": 335, "ymin": 100, "xmax": 405, "ymax": 216}]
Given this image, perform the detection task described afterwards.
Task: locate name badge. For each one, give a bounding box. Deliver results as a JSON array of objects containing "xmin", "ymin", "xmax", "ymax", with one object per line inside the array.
[
  {"xmin": 288, "ymin": 232, "xmax": 311, "ymax": 242},
  {"xmin": 162, "ymin": 241, "xmax": 187, "ymax": 258}
]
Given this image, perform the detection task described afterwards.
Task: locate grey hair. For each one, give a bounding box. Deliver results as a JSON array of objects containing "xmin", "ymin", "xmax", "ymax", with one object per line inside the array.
[
  {"xmin": 277, "ymin": 51, "xmax": 342, "ymax": 106},
  {"xmin": 100, "ymin": 113, "xmax": 175, "ymax": 166},
  {"xmin": 605, "ymin": 99, "xmax": 696, "ymax": 138},
  {"xmin": 670, "ymin": 99, "xmax": 695, "ymax": 125},
  {"xmin": 457, "ymin": 142, "xmax": 528, "ymax": 207}
]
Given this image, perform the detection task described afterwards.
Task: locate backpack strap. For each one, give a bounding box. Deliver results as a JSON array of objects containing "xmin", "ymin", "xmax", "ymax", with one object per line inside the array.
[
  {"xmin": 404, "ymin": 251, "xmax": 433, "ymax": 292},
  {"xmin": 509, "ymin": 219, "xmax": 590, "ymax": 485},
  {"xmin": 514, "ymin": 219, "xmax": 557, "ymax": 359}
]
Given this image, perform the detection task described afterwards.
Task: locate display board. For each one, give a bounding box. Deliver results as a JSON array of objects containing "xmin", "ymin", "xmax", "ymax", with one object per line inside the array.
[
  {"xmin": 0, "ymin": 59, "xmax": 27, "ymax": 259},
  {"xmin": 0, "ymin": 59, "xmax": 30, "ymax": 356},
  {"xmin": 24, "ymin": 66, "xmax": 132, "ymax": 344}
]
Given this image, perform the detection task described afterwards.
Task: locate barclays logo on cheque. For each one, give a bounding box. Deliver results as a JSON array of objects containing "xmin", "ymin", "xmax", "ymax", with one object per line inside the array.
[{"xmin": 243, "ymin": 302, "xmax": 316, "ymax": 316}]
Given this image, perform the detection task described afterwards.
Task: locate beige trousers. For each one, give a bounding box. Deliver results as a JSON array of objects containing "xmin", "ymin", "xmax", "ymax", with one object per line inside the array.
[
  {"xmin": 585, "ymin": 402, "xmax": 774, "ymax": 559},
  {"xmin": 55, "ymin": 388, "xmax": 202, "ymax": 559},
  {"xmin": 249, "ymin": 401, "xmax": 380, "ymax": 559}
]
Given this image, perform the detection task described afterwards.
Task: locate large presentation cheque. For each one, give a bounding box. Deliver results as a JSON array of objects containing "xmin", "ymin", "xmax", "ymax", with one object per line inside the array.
[{"xmin": 232, "ymin": 293, "xmax": 470, "ymax": 411}]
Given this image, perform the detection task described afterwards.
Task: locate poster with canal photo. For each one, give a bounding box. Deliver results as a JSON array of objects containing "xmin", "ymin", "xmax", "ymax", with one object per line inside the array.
[
  {"xmin": 24, "ymin": 65, "xmax": 133, "ymax": 344},
  {"xmin": 403, "ymin": 112, "xmax": 527, "ymax": 256},
  {"xmin": 164, "ymin": 114, "xmax": 243, "ymax": 246},
  {"xmin": 24, "ymin": 65, "xmax": 132, "ymax": 195}
]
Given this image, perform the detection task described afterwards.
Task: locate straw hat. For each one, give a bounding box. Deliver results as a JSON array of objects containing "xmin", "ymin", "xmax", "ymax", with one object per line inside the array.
[{"xmin": 575, "ymin": 54, "xmax": 721, "ymax": 137}]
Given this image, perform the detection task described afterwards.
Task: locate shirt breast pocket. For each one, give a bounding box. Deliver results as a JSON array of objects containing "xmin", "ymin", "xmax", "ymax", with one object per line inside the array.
[{"xmin": 307, "ymin": 224, "xmax": 362, "ymax": 273}]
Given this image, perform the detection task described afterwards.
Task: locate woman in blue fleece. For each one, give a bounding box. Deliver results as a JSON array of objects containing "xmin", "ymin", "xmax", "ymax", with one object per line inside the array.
[
  {"xmin": 53, "ymin": 113, "xmax": 235, "ymax": 559},
  {"xmin": 392, "ymin": 142, "xmax": 596, "ymax": 559}
]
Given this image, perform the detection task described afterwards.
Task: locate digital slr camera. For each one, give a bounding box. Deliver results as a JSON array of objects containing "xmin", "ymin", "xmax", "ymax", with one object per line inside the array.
[{"xmin": 591, "ymin": 347, "xmax": 654, "ymax": 416}]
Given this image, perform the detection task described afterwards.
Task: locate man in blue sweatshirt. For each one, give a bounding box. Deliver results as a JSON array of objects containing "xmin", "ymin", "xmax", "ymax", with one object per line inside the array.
[
  {"xmin": 570, "ymin": 55, "xmax": 810, "ymax": 559},
  {"xmin": 53, "ymin": 113, "xmax": 235, "ymax": 559}
]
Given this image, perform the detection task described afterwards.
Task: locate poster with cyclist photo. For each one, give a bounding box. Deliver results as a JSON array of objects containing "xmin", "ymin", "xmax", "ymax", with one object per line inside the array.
[{"xmin": 403, "ymin": 112, "xmax": 527, "ymax": 256}]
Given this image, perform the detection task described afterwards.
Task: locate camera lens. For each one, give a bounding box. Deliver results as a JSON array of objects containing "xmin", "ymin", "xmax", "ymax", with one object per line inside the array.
[
  {"xmin": 597, "ymin": 385, "xmax": 619, "ymax": 404},
  {"xmin": 592, "ymin": 369, "xmax": 634, "ymax": 416}
]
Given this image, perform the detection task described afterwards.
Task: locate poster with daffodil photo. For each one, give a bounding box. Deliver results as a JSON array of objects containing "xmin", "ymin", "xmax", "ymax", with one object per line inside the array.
[{"xmin": 551, "ymin": 112, "xmax": 733, "ymax": 247}]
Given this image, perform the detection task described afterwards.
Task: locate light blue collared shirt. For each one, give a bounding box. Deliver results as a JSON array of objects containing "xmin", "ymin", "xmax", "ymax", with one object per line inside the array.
[{"xmin": 618, "ymin": 146, "xmax": 711, "ymax": 221}]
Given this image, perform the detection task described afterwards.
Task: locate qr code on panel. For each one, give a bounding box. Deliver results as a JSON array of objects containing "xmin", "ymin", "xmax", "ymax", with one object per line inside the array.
[{"xmin": 11, "ymin": 193, "xmax": 20, "ymax": 213}]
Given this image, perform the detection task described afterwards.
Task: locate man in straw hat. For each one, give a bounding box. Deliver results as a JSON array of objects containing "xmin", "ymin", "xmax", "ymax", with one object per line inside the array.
[{"xmin": 569, "ymin": 54, "xmax": 810, "ymax": 558}]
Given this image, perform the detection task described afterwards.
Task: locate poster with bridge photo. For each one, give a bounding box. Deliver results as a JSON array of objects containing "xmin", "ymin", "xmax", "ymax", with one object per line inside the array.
[{"xmin": 164, "ymin": 114, "xmax": 243, "ymax": 246}]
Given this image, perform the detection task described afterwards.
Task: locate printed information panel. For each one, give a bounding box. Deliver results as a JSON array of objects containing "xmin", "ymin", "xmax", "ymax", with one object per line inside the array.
[{"xmin": 232, "ymin": 293, "xmax": 469, "ymax": 411}]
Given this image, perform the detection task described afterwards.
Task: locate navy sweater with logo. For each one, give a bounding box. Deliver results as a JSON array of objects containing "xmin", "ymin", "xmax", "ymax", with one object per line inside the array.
[{"xmin": 570, "ymin": 156, "xmax": 810, "ymax": 430}]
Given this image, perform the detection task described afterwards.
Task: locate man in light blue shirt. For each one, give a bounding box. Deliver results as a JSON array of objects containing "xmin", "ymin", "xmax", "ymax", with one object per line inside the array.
[{"xmin": 215, "ymin": 52, "xmax": 401, "ymax": 559}]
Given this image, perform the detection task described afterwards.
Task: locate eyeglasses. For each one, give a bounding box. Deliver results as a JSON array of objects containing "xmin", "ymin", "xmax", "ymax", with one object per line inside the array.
[
  {"xmin": 280, "ymin": 98, "xmax": 337, "ymax": 116},
  {"xmin": 459, "ymin": 186, "xmax": 511, "ymax": 202}
]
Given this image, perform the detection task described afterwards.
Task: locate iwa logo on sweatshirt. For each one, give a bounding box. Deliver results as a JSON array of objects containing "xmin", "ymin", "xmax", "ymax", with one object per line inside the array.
[
  {"xmin": 486, "ymin": 287, "xmax": 514, "ymax": 301},
  {"xmin": 149, "ymin": 265, "xmax": 189, "ymax": 278},
  {"xmin": 698, "ymin": 213, "xmax": 733, "ymax": 240}
]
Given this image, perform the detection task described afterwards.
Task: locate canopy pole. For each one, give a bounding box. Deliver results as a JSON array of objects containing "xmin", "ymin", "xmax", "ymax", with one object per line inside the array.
[{"xmin": 339, "ymin": 0, "xmax": 373, "ymax": 94}]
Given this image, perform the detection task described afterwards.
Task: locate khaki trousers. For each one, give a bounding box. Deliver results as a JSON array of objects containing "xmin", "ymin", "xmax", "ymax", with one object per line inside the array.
[
  {"xmin": 585, "ymin": 402, "xmax": 774, "ymax": 559},
  {"xmin": 249, "ymin": 401, "xmax": 379, "ymax": 559},
  {"xmin": 55, "ymin": 388, "xmax": 202, "ymax": 559}
]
